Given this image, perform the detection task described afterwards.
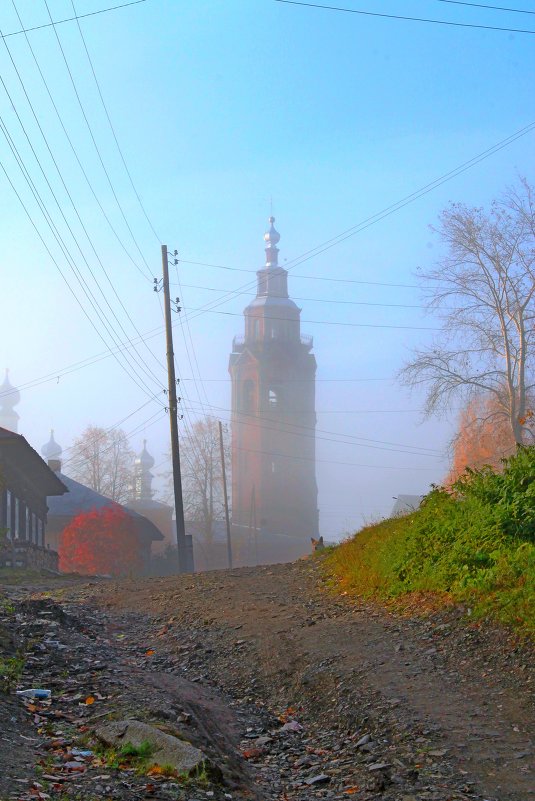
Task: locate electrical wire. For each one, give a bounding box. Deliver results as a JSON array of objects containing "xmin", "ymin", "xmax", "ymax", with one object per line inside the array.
[
  {"xmin": 0, "ymin": 88, "xmax": 162, "ymax": 401},
  {"xmin": 70, "ymin": 0, "xmax": 161, "ymax": 244},
  {"xmin": 0, "ymin": 152, "xmax": 161, "ymax": 403},
  {"xmin": 0, "ymin": 110, "xmax": 162, "ymax": 400},
  {"xmin": 3, "ymin": 0, "xmax": 148, "ymax": 38},
  {"xmin": 43, "ymin": 0, "xmax": 154, "ymax": 280},
  {"xmin": 274, "ymin": 0, "xmax": 535, "ymax": 33},
  {"xmin": 177, "ymin": 262, "xmax": 421, "ymax": 289},
  {"xmin": 58, "ymin": 395, "xmax": 163, "ymax": 460},
  {"xmin": 183, "ymin": 305, "xmax": 440, "ymax": 331},
  {"xmin": 183, "ymin": 398, "xmax": 445, "ymax": 456},
  {"xmin": 228, "ymin": 443, "xmax": 438, "ymax": 472},
  {"xmin": 1, "ymin": 17, "xmax": 166, "ymax": 388},
  {"xmin": 432, "ymin": 0, "xmax": 535, "ymax": 15},
  {"xmin": 62, "ymin": 407, "xmax": 166, "ymax": 473},
  {"xmin": 174, "ymin": 281, "xmax": 439, "ymax": 309},
  {"xmin": 170, "ymin": 122, "xmax": 535, "ymax": 328},
  {"xmin": 9, "ymin": 0, "xmax": 153, "ymax": 283}
]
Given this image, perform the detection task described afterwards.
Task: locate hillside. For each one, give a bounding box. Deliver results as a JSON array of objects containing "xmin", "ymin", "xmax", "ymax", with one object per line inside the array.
[{"xmin": 326, "ymin": 446, "xmax": 535, "ymax": 636}]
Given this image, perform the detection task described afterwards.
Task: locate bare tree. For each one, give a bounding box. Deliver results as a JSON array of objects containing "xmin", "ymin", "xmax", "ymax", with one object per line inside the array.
[
  {"xmin": 401, "ymin": 178, "xmax": 535, "ymax": 445},
  {"xmin": 163, "ymin": 416, "xmax": 230, "ymax": 564},
  {"xmin": 67, "ymin": 425, "xmax": 135, "ymax": 504}
]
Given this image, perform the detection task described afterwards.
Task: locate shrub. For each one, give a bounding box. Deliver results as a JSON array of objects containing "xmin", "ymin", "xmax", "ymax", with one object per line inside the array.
[
  {"xmin": 324, "ymin": 446, "xmax": 535, "ymax": 635},
  {"xmin": 58, "ymin": 505, "xmax": 143, "ymax": 577}
]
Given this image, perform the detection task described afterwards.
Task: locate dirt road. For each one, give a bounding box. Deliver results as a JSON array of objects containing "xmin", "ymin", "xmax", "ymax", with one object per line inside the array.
[{"xmin": 1, "ymin": 560, "xmax": 533, "ymax": 801}]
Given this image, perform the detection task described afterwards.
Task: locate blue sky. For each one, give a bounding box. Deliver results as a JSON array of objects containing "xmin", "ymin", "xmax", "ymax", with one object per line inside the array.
[{"xmin": 1, "ymin": 0, "xmax": 534, "ymax": 536}]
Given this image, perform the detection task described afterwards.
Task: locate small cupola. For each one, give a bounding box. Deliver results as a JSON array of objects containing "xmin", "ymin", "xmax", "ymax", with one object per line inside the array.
[{"xmin": 41, "ymin": 429, "xmax": 62, "ymax": 471}]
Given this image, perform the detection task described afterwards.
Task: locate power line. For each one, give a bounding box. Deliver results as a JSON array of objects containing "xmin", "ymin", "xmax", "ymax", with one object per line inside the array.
[
  {"xmin": 1, "ymin": 16, "xmax": 166, "ymax": 389},
  {"xmin": 0, "ymin": 152, "xmax": 161, "ymax": 403},
  {"xmin": 63, "ymin": 408, "xmax": 166, "ymax": 473},
  {"xmin": 183, "ymin": 306, "xmax": 440, "ymax": 331},
  {"xmin": 59, "ymin": 395, "xmax": 162, "ymax": 460},
  {"xmin": 0, "ymin": 85, "xmax": 161, "ymax": 399},
  {"xmin": 43, "ymin": 0, "xmax": 154, "ymax": 281},
  {"xmin": 432, "ymin": 0, "xmax": 535, "ymax": 15},
  {"xmin": 230, "ymin": 443, "xmax": 438, "ymax": 472},
  {"xmin": 0, "ymin": 62, "xmax": 161, "ymax": 401},
  {"xmin": 175, "ymin": 281, "xmax": 435, "ymax": 309},
  {"xmin": 274, "ymin": 0, "xmax": 535, "ymax": 33},
  {"xmin": 9, "ymin": 0, "xmax": 153, "ymax": 283},
  {"xmin": 70, "ymin": 0, "xmax": 161, "ymax": 244},
  {"xmin": 177, "ymin": 260, "xmax": 421, "ymax": 289},
  {"xmin": 3, "ymin": 0, "xmax": 148, "ymax": 39},
  {"xmin": 171, "ymin": 122, "xmax": 535, "ymax": 327},
  {"xmin": 183, "ymin": 400, "xmax": 444, "ymax": 456}
]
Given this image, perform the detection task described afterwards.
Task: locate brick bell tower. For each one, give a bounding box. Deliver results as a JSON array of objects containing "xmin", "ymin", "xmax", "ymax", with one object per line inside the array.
[{"xmin": 229, "ymin": 217, "xmax": 319, "ymax": 562}]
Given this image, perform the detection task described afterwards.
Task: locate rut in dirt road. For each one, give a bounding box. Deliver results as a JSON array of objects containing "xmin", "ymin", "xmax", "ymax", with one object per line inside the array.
[
  {"xmin": 57, "ymin": 559, "xmax": 534, "ymax": 801},
  {"xmin": 1, "ymin": 560, "xmax": 533, "ymax": 800}
]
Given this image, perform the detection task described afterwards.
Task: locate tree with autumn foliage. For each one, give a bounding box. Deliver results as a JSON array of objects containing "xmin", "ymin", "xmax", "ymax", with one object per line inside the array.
[
  {"xmin": 446, "ymin": 394, "xmax": 515, "ymax": 484},
  {"xmin": 58, "ymin": 505, "xmax": 143, "ymax": 576}
]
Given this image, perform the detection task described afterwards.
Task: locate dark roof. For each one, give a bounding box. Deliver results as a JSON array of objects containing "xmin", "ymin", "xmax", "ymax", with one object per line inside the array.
[
  {"xmin": 127, "ymin": 497, "xmax": 172, "ymax": 512},
  {"xmin": 0, "ymin": 427, "xmax": 68, "ymax": 496},
  {"xmin": 47, "ymin": 473, "xmax": 163, "ymax": 542}
]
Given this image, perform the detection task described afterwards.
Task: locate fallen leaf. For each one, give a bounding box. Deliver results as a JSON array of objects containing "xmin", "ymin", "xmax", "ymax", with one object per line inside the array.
[
  {"xmin": 242, "ymin": 747, "xmax": 263, "ymax": 760},
  {"xmin": 344, "ymin": 788, "xmax": 361, "ymax": 795},
  {"xmin": 145, "ymin": 649, "xmax": 155, "ymax": 656},
  {"xmin": 84, "ymin": 696, "xmax": 95, "ymax": 705}
]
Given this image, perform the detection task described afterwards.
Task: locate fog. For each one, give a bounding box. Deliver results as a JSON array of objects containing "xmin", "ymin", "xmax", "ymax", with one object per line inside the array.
[{"xmin": 1, "ymin": 0, "xmax": 533, "ymax": 543}]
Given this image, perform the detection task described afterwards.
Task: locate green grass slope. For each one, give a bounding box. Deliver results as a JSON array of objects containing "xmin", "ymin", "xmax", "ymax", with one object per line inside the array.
[{"xmin": 324, "ymin": 447, "xmax": 535, "ymax": 636}]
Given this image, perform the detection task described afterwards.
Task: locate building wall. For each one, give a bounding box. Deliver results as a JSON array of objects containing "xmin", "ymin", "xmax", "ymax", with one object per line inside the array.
[{"xmin": 230, "ymin": 340, "xmax": 319, "ymax": 560}]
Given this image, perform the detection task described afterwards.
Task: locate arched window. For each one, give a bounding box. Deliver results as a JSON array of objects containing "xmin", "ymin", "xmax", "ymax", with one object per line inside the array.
[
  {"xmin": 268, "ymin": 388, "xmax": 279, "ymax": 407},
  {"xmin": 242, "ymin": 380, "xmax": 255, "ymax": 412},
  {"xmin": 253, "ymin": 318, "xmax": 260, "ymax": 339}
]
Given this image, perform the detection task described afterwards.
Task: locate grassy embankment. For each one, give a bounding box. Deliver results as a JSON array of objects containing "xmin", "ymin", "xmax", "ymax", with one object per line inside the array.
[{"xmin": 324, "ymin": 447, "xmax": 535, "ymax": 636}]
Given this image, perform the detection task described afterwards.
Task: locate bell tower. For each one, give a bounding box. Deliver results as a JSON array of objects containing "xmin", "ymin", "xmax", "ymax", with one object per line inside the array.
[{"xmin": 229, "ymin": 217, "xmax": 319, "ymax": 562}]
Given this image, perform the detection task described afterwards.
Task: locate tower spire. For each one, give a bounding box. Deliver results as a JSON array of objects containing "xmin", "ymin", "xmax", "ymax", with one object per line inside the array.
[
  {"xmin": 263, "ymin": 216, "xmax": 280, "ymax": 268},
  {"xmin": 0, "ymin": 369, "xmax": 21, "ymax": 433}
]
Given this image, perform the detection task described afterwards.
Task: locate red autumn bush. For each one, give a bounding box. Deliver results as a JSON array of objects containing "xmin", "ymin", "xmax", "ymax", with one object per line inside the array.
[{"xmin": 58, "ymin": 505, "xmax": 143, "ymax": 576}]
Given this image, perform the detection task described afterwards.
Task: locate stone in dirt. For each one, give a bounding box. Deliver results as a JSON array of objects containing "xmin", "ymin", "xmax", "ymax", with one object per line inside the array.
[
  {"xmin": 305, "ymin": 773, "xmax": 331, "ymax": 785},
  {"xmin": 95, "ymin": 719, "xmax": 205, "ymax": 774}
]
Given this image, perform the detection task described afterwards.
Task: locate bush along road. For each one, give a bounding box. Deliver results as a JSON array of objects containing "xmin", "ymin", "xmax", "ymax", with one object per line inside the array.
[{"xmin": 0, "ymin": 559, "xmax": 533, "ymax": 801}]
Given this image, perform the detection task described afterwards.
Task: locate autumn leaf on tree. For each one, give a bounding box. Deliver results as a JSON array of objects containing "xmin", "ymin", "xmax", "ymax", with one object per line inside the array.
[{"xmin": 58, "ymin": 505, "xmax": 143, "ymax": 577}]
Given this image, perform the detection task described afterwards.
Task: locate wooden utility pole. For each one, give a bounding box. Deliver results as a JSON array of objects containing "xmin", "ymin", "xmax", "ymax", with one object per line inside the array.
[
  {"xmin": 160, "ymin": 244, "xmax": 188, "ymax": 573},
  {"xmin": 218, "ymin": 420, "xmax": 232, "ymax": 569},
  {"xmin": 247, "ymin": 485, "xmax": 258, "ymax": 566},
  {"xmin": 252, "ymin": 485, "xmax": 258, "ymax": 565}
]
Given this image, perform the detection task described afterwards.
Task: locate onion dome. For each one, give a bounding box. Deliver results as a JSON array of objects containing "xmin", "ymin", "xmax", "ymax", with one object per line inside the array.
[
  {"xmin": 263, "ymin": 215, "xmax": 280, "ymax": 247},
  {"xmin": 135, "ymin": 439, "xmax": 155, "ymax": 469},
  {"xmin": 0, "ymin": 368, "xmax": 20, "ymax": 412},
  {"xmin": 41, "ymin": 429, "xmax": 62, "ymax": 462}
]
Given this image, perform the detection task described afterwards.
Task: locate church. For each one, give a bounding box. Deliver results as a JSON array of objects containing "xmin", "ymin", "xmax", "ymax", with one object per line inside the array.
[{"xmin": 229, "ymin": 218, "xmax": 319, "ymax": 563}]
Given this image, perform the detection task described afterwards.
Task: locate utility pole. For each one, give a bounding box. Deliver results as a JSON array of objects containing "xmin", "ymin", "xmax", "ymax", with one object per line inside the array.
[
  {"xmin": 252, "ymin": 485, "xmax": 258, "ymax": 566},
  {"xmin": 247, "ymin": 485, "xmax": 258, "ymax": 566},
  {"xmin": 158, "ymin": 244, "xmax": 188, "ymax": 573},
  {"xmin": 218, "ymin": 420, "xmax": 233, "ymax": 569}
]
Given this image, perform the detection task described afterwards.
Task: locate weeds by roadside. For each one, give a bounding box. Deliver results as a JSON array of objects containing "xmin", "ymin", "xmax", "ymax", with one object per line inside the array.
[
  {"xmin": 0, "ymin": 655, "xmax": 24, "ymax": 692},
  {"xmin": 324, "ymin": 446, "xmax": 535, "ymax": 636}
]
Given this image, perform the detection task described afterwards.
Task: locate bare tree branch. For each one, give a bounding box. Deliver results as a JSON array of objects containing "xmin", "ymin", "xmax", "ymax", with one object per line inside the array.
[{"xmin": 400, "ymin": 178, "xmax": 535, "ymax": 446}]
